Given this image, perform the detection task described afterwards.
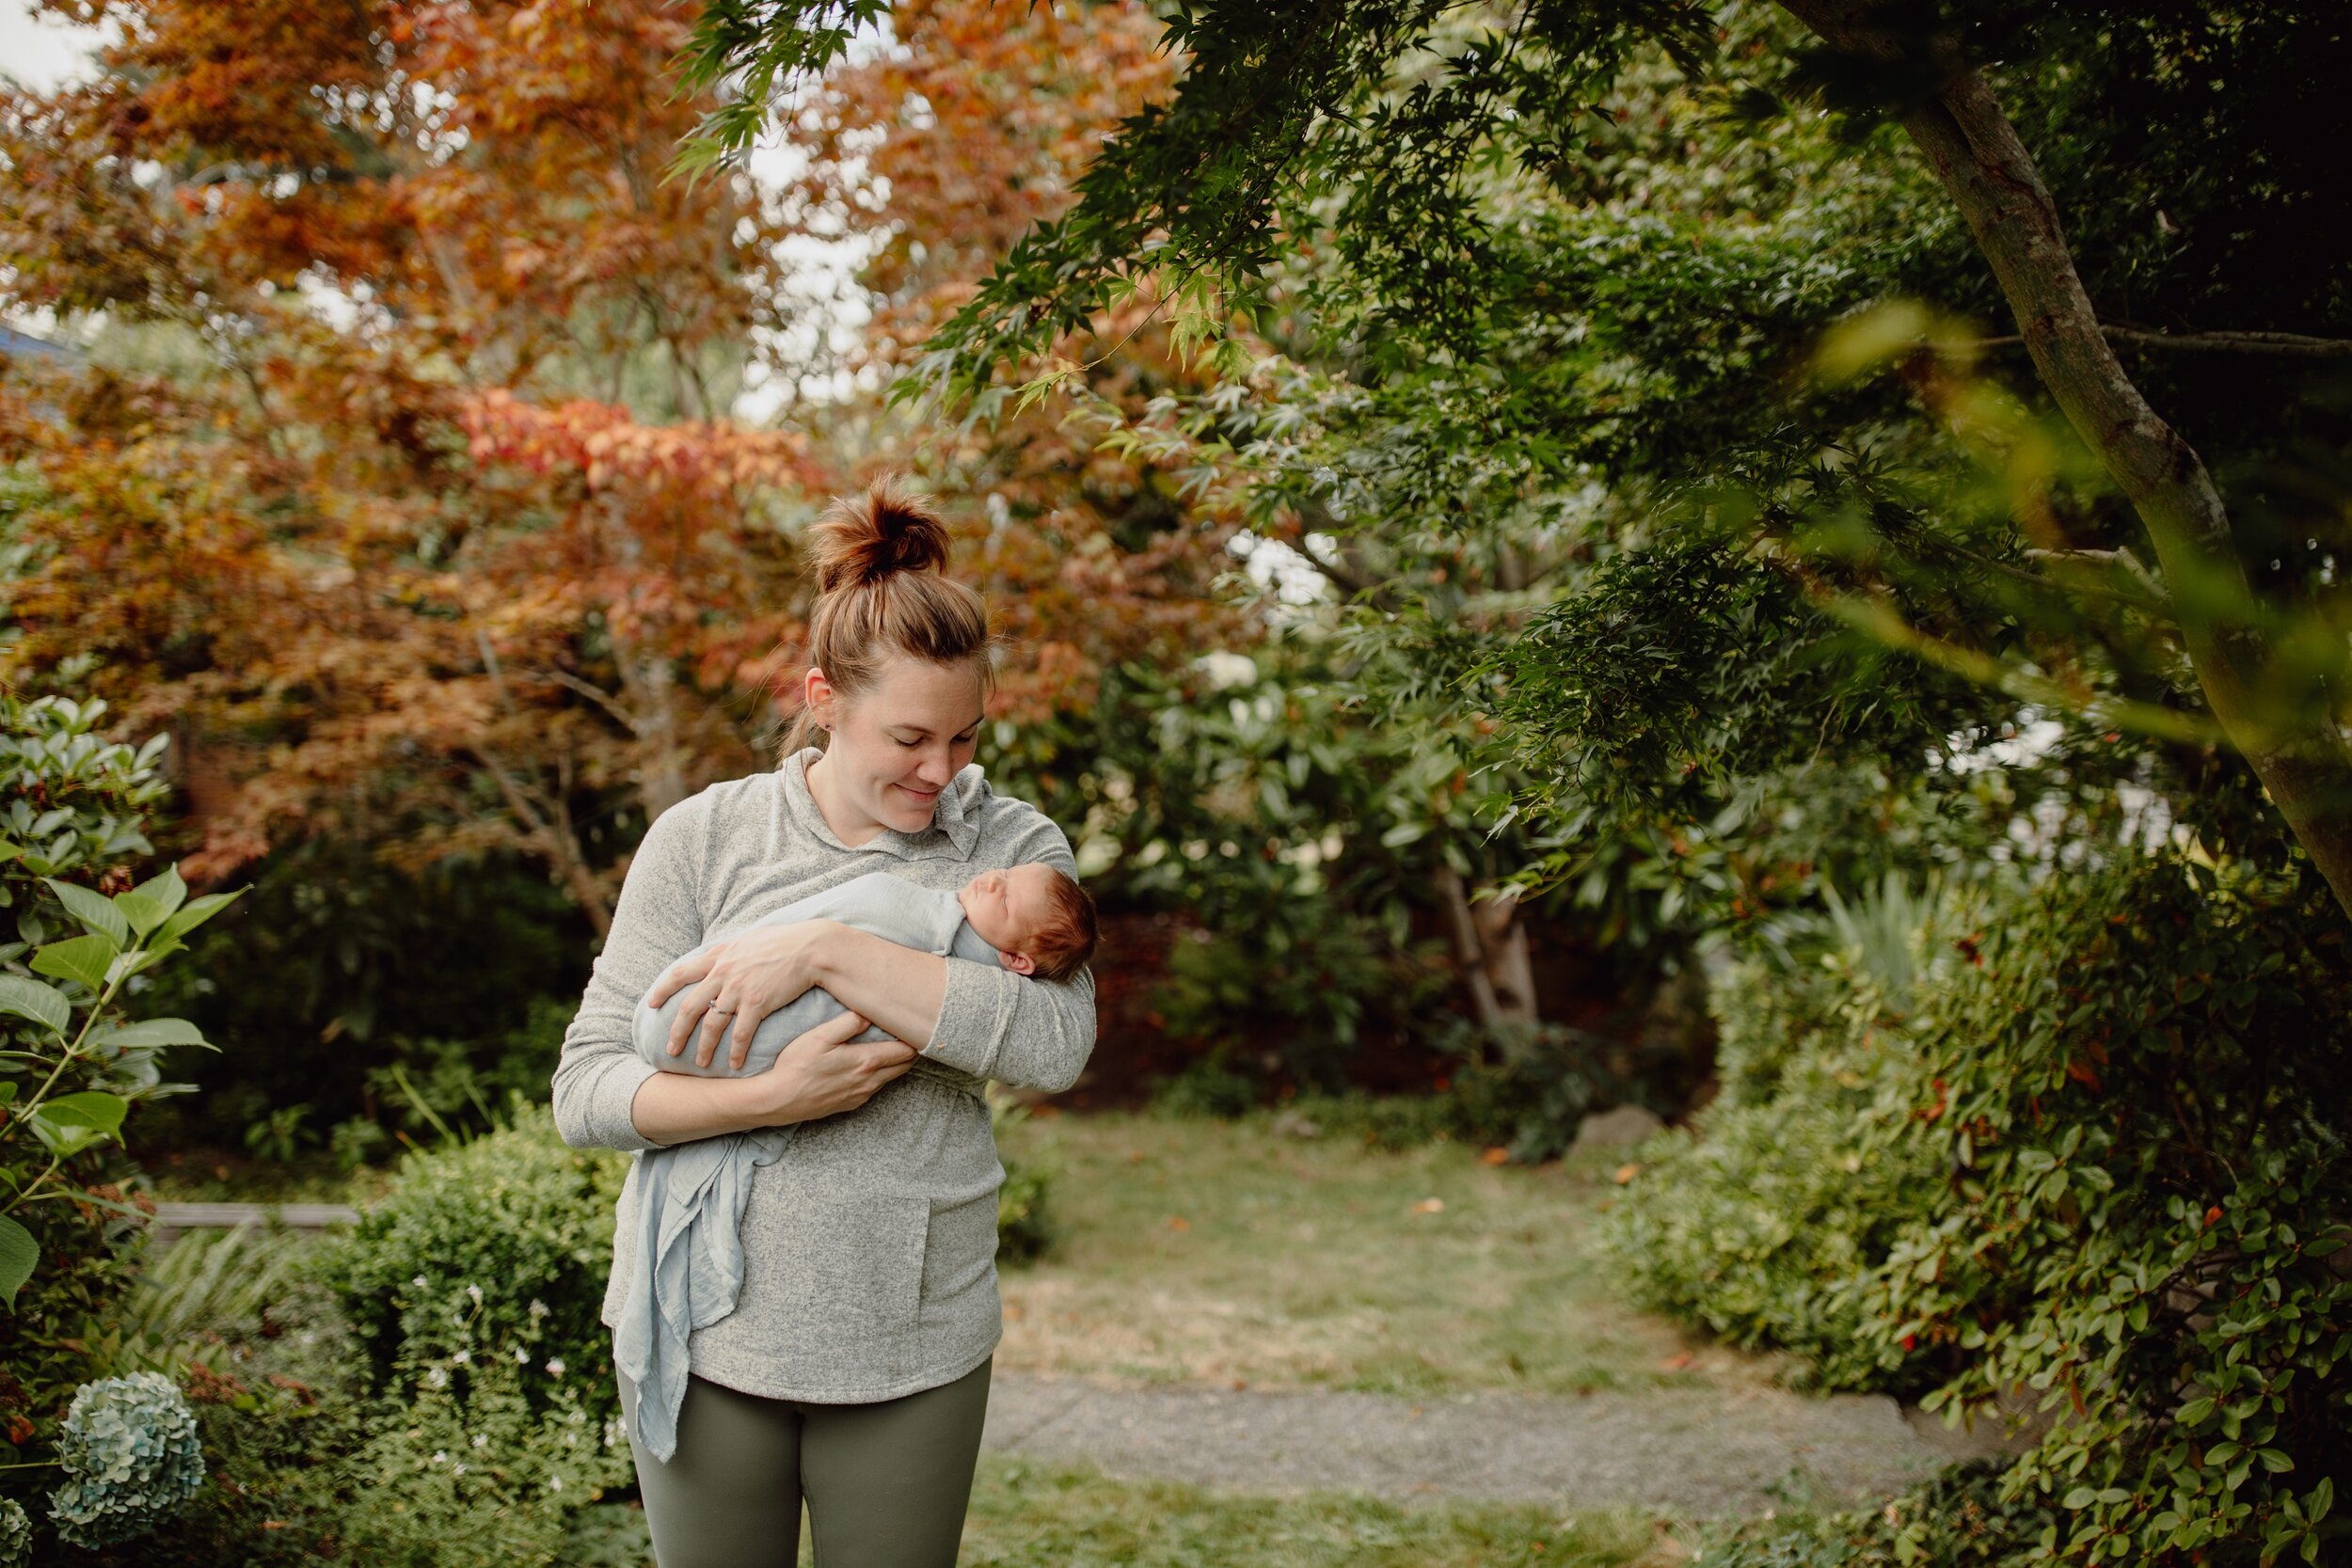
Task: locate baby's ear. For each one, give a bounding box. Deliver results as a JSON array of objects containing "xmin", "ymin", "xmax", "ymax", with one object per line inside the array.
[{"xmin": 1002, "ymin": 950, "xmax": 1037, "ymax": 976}]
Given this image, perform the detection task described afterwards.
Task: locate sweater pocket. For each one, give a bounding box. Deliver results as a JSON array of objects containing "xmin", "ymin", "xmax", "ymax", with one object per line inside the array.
[{"xmin": 755, "ymin": 1170, "xmax": 930, "ymax": 1354}]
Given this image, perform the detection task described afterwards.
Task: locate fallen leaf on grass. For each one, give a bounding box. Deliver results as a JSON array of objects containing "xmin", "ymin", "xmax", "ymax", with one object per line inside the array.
[
  {"xmin": 1480, "ymin": 1147, "xmax": 1509, "ymax": 1165},
  {"xmin": 1167, "ymin": 1215, "xmax": 1190, "ymax": 1231},
  {"xmin": 1613, "ymin": 1162, "xmax": 1642, "ymax": 1184},
  {"xmin": 1409, "ymin": 1196, "xmax": 1445, "ymax": 1214},
  {"xmin": 1659, "ymin": 1352, "xmax": 1697, "ymax": 1371}
]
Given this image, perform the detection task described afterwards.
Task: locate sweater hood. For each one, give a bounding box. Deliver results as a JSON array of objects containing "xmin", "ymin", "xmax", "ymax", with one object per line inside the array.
[{"xmin": 778, "ymin": 747, "xmax": 985, "ymax": 861}]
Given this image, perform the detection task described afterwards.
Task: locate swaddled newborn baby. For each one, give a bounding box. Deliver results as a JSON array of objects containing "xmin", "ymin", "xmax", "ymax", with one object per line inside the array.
[
  {"xmin": 633, "ymin": 863, "xmax": 1093, "ymax": 1075},
  {"xmin": 615, "ymin": 863, "xmax": 1097, "ymax": 1462}
]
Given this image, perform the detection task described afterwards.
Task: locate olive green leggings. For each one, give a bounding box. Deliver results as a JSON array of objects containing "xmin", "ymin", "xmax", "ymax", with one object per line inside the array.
[{"xmin": 617, "ymin": 1358, "xmax": 993, "ymax": 1568}]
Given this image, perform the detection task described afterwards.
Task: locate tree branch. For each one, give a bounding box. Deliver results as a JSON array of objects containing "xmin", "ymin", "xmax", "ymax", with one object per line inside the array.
[
  {"xmin": 1977, "ymin": 325, "xmax": 2352, "ymax": 359},
  {"xmin": 1776, "ymin": 0, "xmax": 2352, "ymax": 918}
]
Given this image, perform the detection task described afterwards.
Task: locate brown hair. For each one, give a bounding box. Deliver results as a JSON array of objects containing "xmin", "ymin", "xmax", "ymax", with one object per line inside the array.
[
  {"xmin": 781, "ymin": 475, "xmax": 992, "ymax": 757},
  {"xmin": 1025, "ymin": 871, "xmax": 1101, "ymax": 984}
]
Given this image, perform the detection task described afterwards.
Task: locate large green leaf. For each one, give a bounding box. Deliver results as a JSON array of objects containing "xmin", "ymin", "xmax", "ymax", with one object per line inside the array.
[
  {"xmin": 32, "ymin": 932, "xmax": 118, "ymax": 994},
  {"xmin": 0, "ymin": 972, "xmax": 71, "ymax": 1036},
  {"xmin": 91, "ymin": 1018, "xmax": 208, "ymax": 1052},
  {"xmin": 112, "ymin": 893, "xmax": 170, "ymax": 939},
  {"xmin": 42, "ymin": 877, "xmax": 130, "ymax": 947},
  {"xmin": 153, "ymin": 889, "xmax": 244, "ymax": 947},
  {"xmin": 0, "ymin": 1214, "xmax": 35, "ymax": 1308},
  {"xmin": 127, "ymin": 863, "xmax": 189, "ymax": 924},
  {"xmin": 28, "ymin": 1090, "xmax": 128, "ymax": 1158},
  {"xmin": 40, "ymin": 1091, "xmax": 128, "ymax": 1135}
]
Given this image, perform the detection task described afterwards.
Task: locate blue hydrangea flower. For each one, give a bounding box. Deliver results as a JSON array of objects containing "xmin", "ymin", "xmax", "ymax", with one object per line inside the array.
[
  {"xmin": 45, "ymin": 1371, "xmax": 206, "ymax": 1548},
  {"xmin": 0, "ymin": 1496, "xmax": 31, "ymax": 1568}
]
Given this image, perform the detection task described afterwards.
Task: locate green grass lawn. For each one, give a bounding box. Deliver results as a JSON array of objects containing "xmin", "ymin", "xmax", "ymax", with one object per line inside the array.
[
  {"xmin": 572, "ymin": 1458, "xmax": 1680, "ymax": 1568},
  {"xmin": 959, "ymin": 1457, "xmax": 1676, "ymax": 1568},
  {"xmin": 993, "ymin": 1109, "xmax": 1756, "ymax": 1400}
]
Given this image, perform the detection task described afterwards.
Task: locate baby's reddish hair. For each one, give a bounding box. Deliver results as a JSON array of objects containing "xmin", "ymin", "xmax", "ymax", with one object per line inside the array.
[{"xmin": 1025, "ymin": 871, "xmax": 1099, "ymax": 983}]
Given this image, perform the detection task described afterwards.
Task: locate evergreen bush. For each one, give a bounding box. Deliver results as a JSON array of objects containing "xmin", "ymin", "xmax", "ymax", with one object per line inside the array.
[
  {"xmin": 318, "ymin": 1103, "xmax": 630, "ymax": 1437},
  {"xmin": 1608, "ymin": 853, "xmax": 2351, "ymax": 1563}
]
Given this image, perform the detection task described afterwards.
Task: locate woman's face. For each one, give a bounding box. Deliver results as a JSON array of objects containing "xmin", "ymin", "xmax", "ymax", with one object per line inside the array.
[{"xmin": 803, "ymin": 654, "xmax": 986, "ymax": 842}]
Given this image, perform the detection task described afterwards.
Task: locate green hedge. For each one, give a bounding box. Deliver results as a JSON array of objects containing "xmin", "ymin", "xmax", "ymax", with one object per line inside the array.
[
  {"xmin": 1602, "ymin": 855, "xmax": 2352, "ymax": 1565},
  {"xmin": 1601, "ymin": 942, "xmax": 1941, "ymax": 1391}
]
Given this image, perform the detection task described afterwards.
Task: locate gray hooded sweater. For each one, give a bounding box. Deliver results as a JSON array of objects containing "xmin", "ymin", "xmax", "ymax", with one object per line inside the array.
[
  {"xmin": 551, "ymin": 750, "xmax": 1096, "ymax": 1407},
  {"xmin": 617, "ymin": 870, "xmax": 1009, "ymax": 1461}
]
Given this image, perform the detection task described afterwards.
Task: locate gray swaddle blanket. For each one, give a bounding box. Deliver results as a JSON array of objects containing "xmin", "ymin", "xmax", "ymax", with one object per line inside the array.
[{"xmin": 617, "ymin": 870, "xmax": 1006, "ymax": 1461}]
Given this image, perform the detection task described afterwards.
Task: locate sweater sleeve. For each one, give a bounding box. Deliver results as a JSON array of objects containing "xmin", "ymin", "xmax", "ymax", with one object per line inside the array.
[
  {"xmin": 919, "ymin": 811, "xmax": 1098, "ymax": 1093},
  {"xmin": 551, "ymin": 793, "xmax": 711, "ymax": 1152}
]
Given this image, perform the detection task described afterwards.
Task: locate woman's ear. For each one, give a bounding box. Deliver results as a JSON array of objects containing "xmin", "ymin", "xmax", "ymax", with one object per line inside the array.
[
  {"xmin": 1001, "ymin": 950, "xmax": 1037, "ymax": 976},
  {"xmin": 803, "ymin": 668, "xmax": 836, "ymax": 731}
]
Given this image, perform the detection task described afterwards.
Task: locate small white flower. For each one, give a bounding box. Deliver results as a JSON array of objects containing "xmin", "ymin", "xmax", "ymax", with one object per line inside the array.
[
  {"xmin": 411, "ymin": 1275, "xmax": 428, "ymax": 1289},
  {"xmin": 527, "ymin": 1298, "xmax": 548, "ymax": 1319},
  {"xmin": 452, "ymin": 1349, "xmax": 470, "ymax": 1365},
  {"xmin": 424, "ymin": 1367, "xmax": 450, "ymax": 1390},
  {"xmin": 545, "ymin": 1358, "xmax": 566, "ymax": 1378},
  {"xmin": 431, "ymin": 1450, "xmax": 448, "ymax": 1465},
  {"xmin": 453, "ymin": 1462, "xmax": 467, "ymax": 1476},
  {"xmin": 471, "ymin": 1433, "xmax": 488, "ymax": 1449},
  {"xmin": 549, "ymin": 1476, "xmax": 564, "ymax": 1492},
  {"xmin": 465, "ymin": 1283, "xmax": 484, "ymax": 1307},
  {"xmin": 515, "ymin": 1346, "xmax": 531, "ymax": 1364}
]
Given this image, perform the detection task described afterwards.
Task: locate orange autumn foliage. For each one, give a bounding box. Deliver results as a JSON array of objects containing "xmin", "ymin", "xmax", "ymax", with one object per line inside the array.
[
  {"xmin": 0, "ymin": 0, "xmax": 1255, "ymax": 931},
  {"xmin": 786, "ymin": 0, "xmax": 1256, "ymax": 728},
  {"xmin": 0, "ymin": 0, "xmax": 823, "ymax": 926}
]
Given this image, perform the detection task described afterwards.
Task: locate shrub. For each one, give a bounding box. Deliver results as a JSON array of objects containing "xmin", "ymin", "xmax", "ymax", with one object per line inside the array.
[
  {"xmin": 295, "ymin": 1105, "xmax": 638, "ymax": 1564},
  {"xmin": 1151, "ymin": 1050, "xmax": 1263, "ymax": 1118},
  {"xmin": 1613, "ymin": 852, "xmax": 2352, "ymax": 1565},
  {"xmin": 1600, "ymin": 937, "xmax": 1944, "ymax": 1390},
  {"xmin": 135, "ymin": 836, "xmax": 586, "ymax": 1155},
  {"xmin": 0, "ymin": 692, "xmax": 240, "ymax": 1555},
  {"xmin": 319, "ymin": 1102, "xmax": 629, "ymax": 1433},
  {"xmin": 1700, "ymin": 1460, "xmax": 2054, "ymax": 1568},
  {"xmin": 70, "ymin": 1230, "xmax": 619, "ymax": 1568},
  {"xmin": 1858, "ymin": 855, "xmax": 2351, "ymax": 1566},
  {"xmin": 988, "ymin": 1087, "xmax": 1057, "ymax": 1266}
]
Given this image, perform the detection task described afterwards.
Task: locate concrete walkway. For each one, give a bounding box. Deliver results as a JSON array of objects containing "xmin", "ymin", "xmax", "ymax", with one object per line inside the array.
[{"xmin": 982, "ymin": 1372, "xmax": 2009, "ymax": 1519}]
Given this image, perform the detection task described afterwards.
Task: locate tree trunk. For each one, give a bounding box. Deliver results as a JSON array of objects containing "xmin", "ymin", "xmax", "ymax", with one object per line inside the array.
[
  {"xmin": 476, "ymin": 746, "xmax": 614, "ymax": 938},
  {"xmin": 1777, "ymin": 0, "xmax": 2352, "ymax": 918},
  {"xmin": 1433, "ymin": 863, "xmax": 1539, "ymax": 1032},
  {"xmin": 599, "ymin": 495, "xmax": 693, "ymax": 826}
]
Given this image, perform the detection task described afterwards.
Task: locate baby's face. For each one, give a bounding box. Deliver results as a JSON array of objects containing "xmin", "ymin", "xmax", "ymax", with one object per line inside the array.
[{"xmin": 957, "ymin": 863, "xmax": 1062, "ymax": 973}]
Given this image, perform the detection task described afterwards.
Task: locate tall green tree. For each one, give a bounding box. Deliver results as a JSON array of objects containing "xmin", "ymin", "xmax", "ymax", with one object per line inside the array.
[{"xmin": 679, "ymin": 0, "xmax": 2352, "ymax": 918}]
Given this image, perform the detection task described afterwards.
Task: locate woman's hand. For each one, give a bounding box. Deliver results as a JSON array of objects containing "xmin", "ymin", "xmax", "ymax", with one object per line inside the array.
[
  {"xmin": 759, "ymin": 1007, "xmax": 919, "ymax": 1123},
  {"xmin": 648, "ymin": 919, "xmax": 844, "ymax": 1071},
  {"xmin": 627, "ymin": 1007, "xmax": 917, "ymax": 1146}
]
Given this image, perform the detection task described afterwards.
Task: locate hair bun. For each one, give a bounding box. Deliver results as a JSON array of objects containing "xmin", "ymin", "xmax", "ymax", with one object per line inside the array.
[{"xmin": 808, "ymin": 476, "xmax": 951, "ymax": 594}]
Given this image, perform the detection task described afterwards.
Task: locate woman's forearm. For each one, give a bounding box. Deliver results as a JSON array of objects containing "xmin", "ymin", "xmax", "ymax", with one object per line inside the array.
[
  {"xmin": 628, "ymin": 1069, "xmax": 800, "ymax": 1147},
  {"xmin": 806, "ymin": 926, "xmax": 948, "ymax": 1049}
]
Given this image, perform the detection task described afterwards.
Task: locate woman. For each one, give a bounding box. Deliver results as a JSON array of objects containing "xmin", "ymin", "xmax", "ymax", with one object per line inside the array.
[{"xmin": 550, "ymin": 477, "xmax": 1095, "ymax": 1567}]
